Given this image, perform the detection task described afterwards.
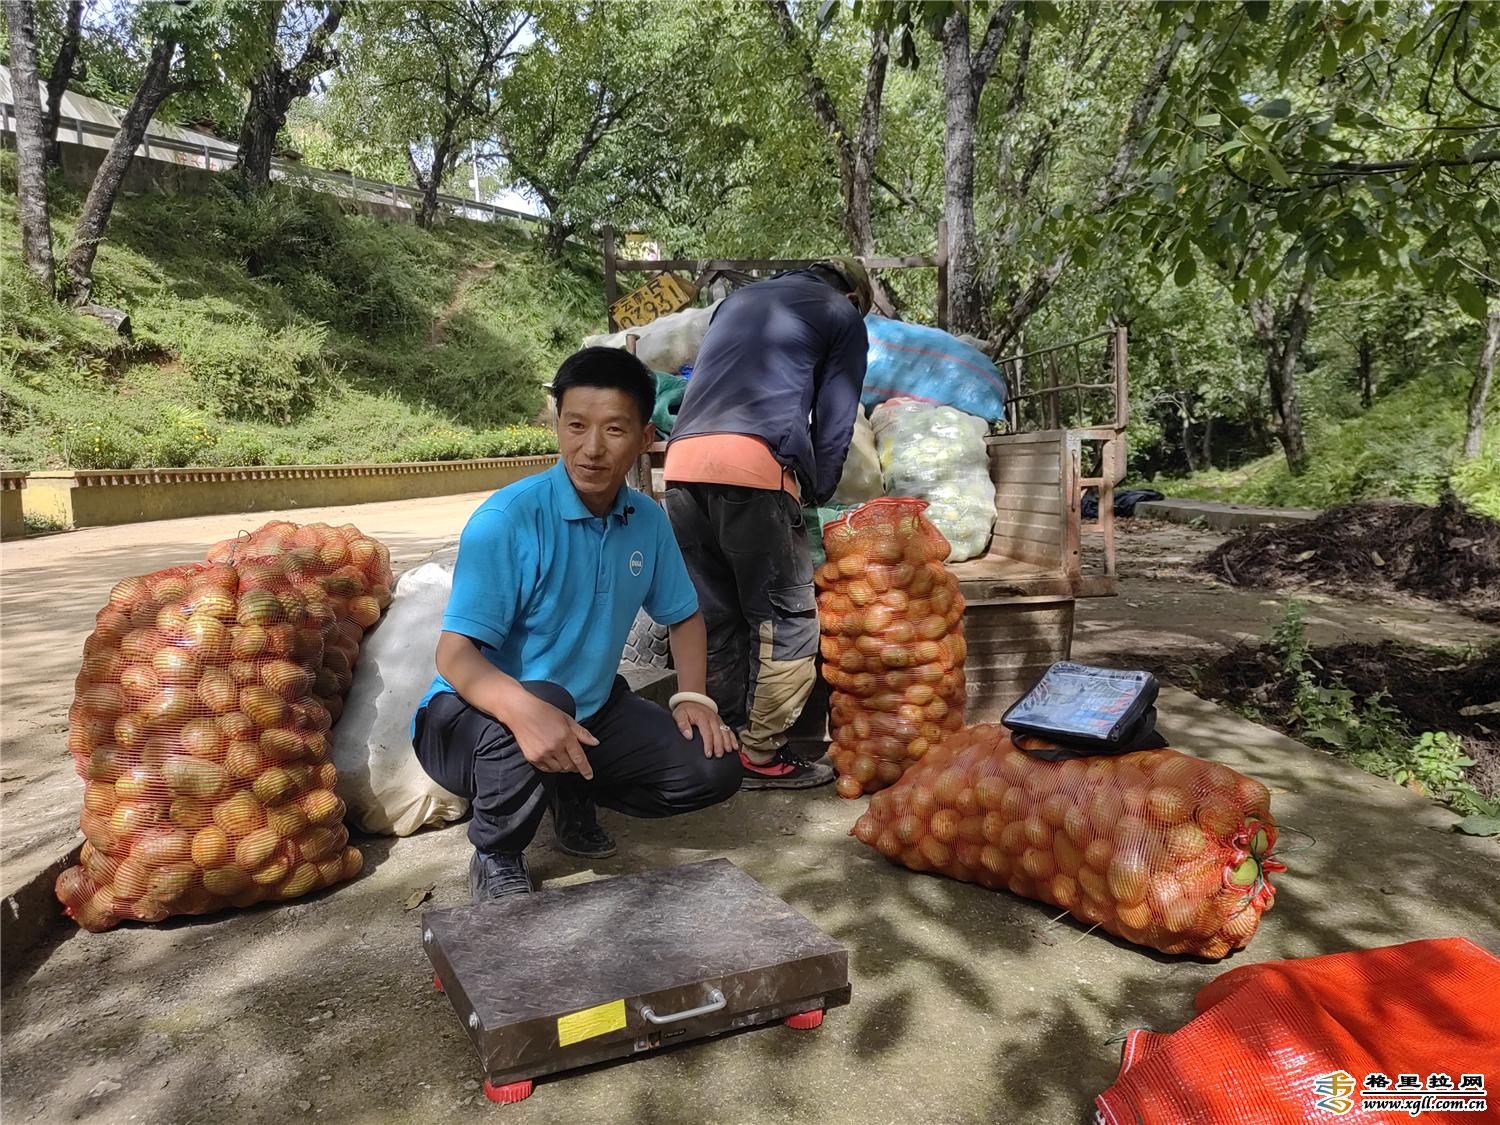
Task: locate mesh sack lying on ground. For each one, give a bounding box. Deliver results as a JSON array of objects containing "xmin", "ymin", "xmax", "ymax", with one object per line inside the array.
[
  {"xmin": 862, "ymin": 315, "xmax": 1009, "ymax": 421},
  {"xmin": 815, "ymin": 499, "xmax": 968, "ymax": 798},
  {"xmin": 851, "ymin": 725, "xmax": 1282, "ymax": 958},
  {"xmin": 871, "ymin": 399, "xmax": 995, "ymax": 562},
  {"xmin": 332, "ymin": 558, "xmax": 468, "ymax": 835},
  {"xmin": 1096, "ymin": 937, "xmax": 1500, "ymax": 1124},
  {"xmin": 55, "ymin": 560, "xmax": 364, "ymax": 931},
  {"xmin": 206, "ymin": 522, "xmax": 393, "ymax": 725}
]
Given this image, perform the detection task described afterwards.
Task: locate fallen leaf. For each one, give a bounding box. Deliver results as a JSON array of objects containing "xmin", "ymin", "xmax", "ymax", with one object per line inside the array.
[
  {"xmin": 1459, "ymin": 701, "xmax": 1500, "ymax": 717},
  {"xmin": 1449, "ymin": 538, "xmax": 1474, "ymax": 549},
  {"xmin": 88, "ymin": 1080, "xmax": 122, "ymax": 1099},
  {"xmin": 403, "ymin": 883, "xmax": 436, "ymax": 911},
  {"xmin": 1371, "ymin": 551, "xmax": 1385, "ymax": 566},
  {"xmin": 1295, "ymin": 550, "xmax": 1317, "ymax": 562}
]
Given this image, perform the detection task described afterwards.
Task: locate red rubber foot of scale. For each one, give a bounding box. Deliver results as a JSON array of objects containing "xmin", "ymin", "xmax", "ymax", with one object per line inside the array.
[
  {"xmin": 784, "ymin": 1008, "xmax": 824, "ymax": 1030},
  {"xmin": 483, "ymin": 1079, "xmax": 534, "ymax": 1104},
  {"xmin": 433, "ymin": 974, "xmax": 444, "ymax": 993}
]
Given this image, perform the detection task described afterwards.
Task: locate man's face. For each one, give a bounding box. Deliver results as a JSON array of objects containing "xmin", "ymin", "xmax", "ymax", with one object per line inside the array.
[{"xmin": 556, "ymin": 386, "xmax": 654, "ymax": 511}]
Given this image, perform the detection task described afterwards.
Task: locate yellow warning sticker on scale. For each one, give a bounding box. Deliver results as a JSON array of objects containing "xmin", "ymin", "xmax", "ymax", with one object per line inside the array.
[{"xmin": 557, "ymin": 998, "xmax": 627, "ymax": 1047}]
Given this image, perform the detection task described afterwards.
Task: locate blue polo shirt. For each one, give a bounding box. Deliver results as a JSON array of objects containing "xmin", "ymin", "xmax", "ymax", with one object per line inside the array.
[{"xmin": 416, "ymin": 462, "xmax": 699, "ymax": 723}]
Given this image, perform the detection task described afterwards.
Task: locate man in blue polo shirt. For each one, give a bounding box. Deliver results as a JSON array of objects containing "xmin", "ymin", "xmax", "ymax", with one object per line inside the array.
[{"xmin": 412, "ymin": 347, "xmax": 740, "ymax": 902}]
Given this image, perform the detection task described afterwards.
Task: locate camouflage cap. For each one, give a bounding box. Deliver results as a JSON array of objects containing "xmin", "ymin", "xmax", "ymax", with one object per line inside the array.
[{"xmin": 821, "ymin": 256, "xmax": 874, "ymax": 316}]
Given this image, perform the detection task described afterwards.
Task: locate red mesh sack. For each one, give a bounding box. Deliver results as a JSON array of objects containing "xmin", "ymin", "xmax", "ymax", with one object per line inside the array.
[
  {"xmin": 851, "ymin": 724, "xmax": 1283, "ymax": 958},
  {"xmin": 55, "ymin": 559, "xmax": 364, "ymax": 932},
  {"xmin": 205, "ymin": 521, "xmax": 393, "ymax": 725},
  {"xmin": 1096, "ymin": 937, "xmax": 1500, "ymax": 1124},
  {"xmin": 815, "ymin": 498, "xmax": 968, "ymax": 799}
]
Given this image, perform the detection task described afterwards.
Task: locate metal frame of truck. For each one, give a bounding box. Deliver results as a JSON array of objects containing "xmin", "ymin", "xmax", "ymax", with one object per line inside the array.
[{"xmin": 604, "ymin": 237, "xmax": 1124, "ymax": 725}]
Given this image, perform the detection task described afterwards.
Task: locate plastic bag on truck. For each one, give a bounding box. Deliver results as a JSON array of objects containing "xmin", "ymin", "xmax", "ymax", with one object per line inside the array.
[
  {"xmin": 851, "ymin": 725, "xmax": 1283, "ymax": 958},
  {"xmin": 831, "ymin": 404, "xmax": 883, "ymax": 505},
  {"xmin": 332, "ymin": 557, "xmax": 468, "ymax": 836},
  {"xmin": 871, "ymin": 399, "xmax": 995, "ymax": 562},
  {"xmin": 205, "ymin": 522, "xmax": 394, "ymax": 725},
  {"xmin": 862, "ymin": 315, "xmax": 1008, "ymax": 421},
  {"xmin": 55, "ymin": 560, "xmax": 364, "ymax": 932},
  {"xmin": 582, "ymin": 300, "xmax": 724, "ymax": 375},
  {"xmin": 815, "ymin": 499, "xmax": 968, "ymax": 799}
]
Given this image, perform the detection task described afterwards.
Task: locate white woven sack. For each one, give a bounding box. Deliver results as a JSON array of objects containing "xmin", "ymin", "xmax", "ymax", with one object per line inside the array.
[{"xmin": 332, "ymin": 556, "xmax": 467, "ymax": 835}]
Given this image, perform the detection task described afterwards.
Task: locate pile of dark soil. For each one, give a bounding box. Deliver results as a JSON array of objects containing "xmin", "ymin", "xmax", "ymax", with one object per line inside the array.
[
  {"xmin": 1172, "ymin": 641, "xmax": 1500, "ymax": 800},
  {"xmin": 1201, "ymin": 493, "xmax": 1500, "ymax": 618}
]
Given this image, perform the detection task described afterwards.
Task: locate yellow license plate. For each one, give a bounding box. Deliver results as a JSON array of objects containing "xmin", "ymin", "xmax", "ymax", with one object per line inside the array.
[{"xmin": 611, "ymin": 273, "xmax": 696, "ymax": 330}]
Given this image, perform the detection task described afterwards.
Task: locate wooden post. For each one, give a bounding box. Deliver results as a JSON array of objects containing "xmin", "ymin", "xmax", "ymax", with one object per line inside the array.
[
  {"xmin": 602, "ymin": 225, "xmax": 620, "ymax": 330},
  {"xmin": 1113, "ymin": 325, "xmax": 1129, "ymax": 429},
  {"xmin": 935, "ymin": 219, "xmax": 949, "ymax": 330}
]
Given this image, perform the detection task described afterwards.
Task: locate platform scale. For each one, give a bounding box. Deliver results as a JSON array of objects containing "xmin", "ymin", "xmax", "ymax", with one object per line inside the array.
[{"xmin": 423, "ymin": 859, "xmax": 851, "ymax": 1103}]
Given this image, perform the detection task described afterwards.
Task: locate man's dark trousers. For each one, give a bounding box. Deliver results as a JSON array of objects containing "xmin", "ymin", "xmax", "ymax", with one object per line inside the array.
[
  {"xmin": 413, "ymin": 676, "xmax": 740, "ymax": 854},
  {"xmin": 664, "ymin": 482, "xmax": 818, "ymax": 763}
]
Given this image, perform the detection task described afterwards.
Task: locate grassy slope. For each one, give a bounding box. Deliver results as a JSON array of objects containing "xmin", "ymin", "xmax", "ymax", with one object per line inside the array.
[
  {"xmin": 1, "ymin": 170, "xmax": 604, "ymax": 470},
  {"xmin": 1163, "ymin": 369, "xmax": 1500, "ymax": 519}
]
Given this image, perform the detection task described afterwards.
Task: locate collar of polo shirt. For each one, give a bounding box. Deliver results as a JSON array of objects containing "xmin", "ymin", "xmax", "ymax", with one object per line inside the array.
[{"xmin": 549, "ymin": 461, "xmax": 631, "ymax": 522}]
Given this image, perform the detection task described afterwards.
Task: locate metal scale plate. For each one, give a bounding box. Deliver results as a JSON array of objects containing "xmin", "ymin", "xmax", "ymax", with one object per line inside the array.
[{"xmin": 423, "ymin": 859, "xmax": 851, "ymax": 1090}]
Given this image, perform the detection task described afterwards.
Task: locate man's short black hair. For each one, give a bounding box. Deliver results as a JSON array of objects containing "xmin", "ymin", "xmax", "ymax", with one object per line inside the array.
[{"xmin": 551, "ymin": 346, "xmax": 656, "ymax": 426}]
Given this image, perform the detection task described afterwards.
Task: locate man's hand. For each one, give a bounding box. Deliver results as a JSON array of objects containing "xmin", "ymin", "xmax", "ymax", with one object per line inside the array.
[
  {"xmin": 674, "ymin": 700, "xmax": 738, "ymax": 758},
  {"xmin": 505, "ymin": 692, "xmax": 599, "ymax": 778}
]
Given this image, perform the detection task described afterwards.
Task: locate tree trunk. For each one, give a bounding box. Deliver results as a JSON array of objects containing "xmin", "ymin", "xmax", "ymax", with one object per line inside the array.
[
  {"xmin": 41, "ymin": 0, "xmax": 82, "ymax": 168},
  {"xmin": 235, "ymin": 2, "xmax": 343, "ymax": 192},
  {"xmin": 1246, "ymin": 278, "xmax": 1314, "ymax": 476},
  {"xmin": 987, "ymin": 16, "xmax": 1190, "ymax": 355},
  {"xmin": 1356, "ymin": 332, "xmax": 1375, "ymax": 407},
  {"xmin": 4, "ymin": 0, "xmax": 57, "ymax": 292},
  {"xmin": 545, "ymin": 220, "xmax": 573, "ymax": 258},
  {"xmin": 237, "ymin": 66, "xmax": 285, "ymax": 192},
  {"xmin": 60, "ymin": 38, "xmax": 178, "ymax": 305},
  {"xmin": 766, "ymin": 1, "xmax": 898, "ymax": 313},
  {"xmin": 941, "ymin": 9, "xmax": 985, "ymax": 335},
  {"xmin": 1200, "ymin": 414, "xmax": 1214, "ymax": 469},
  {"xmin": 1181, "ymin": 410, "xmax": 1198, "ymax": 473},
  {"xmin": 1464, "ymin": 310, "xmax": 1499, "ymax": 460}
]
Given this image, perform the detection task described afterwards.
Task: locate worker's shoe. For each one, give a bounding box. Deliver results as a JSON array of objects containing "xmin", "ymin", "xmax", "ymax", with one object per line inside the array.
[
  {"xmin": 549, "ymin": 788, "xmax": 618, "ymax": 859},
  {"xmin": 469, "ymin": 850, "xmax": 534, "ymax": 903},
  {"xmin": 739, "ymin": 749, "xmax": 835, "ymax": 790}
]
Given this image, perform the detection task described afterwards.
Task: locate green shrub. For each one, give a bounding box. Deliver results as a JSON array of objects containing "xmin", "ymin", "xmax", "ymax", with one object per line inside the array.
[
  {"xmin": 390, "ymin": 424, "xmax": 556, "ymax": 462},
  {"xmin": 194, "ymin": 429, "xmax": 272, "ymax": 467},
  {"xmin": 183, "ymin": 319, "xmax": 330, "ymax": 423},
  {"xmin": 56, "ymin": 420, "xmax": 144, "ymax": 469}
]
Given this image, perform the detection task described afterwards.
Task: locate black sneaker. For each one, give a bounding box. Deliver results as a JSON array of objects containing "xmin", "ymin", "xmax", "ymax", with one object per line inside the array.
[
  {"xmin": 739, "ymin": 749, "xmax": 835, "ymax": 790},
  {"xmin": 549, "ymin": 787, "xmax": 618, "ymax": 859},
  {"xmin": 469, "ymin": 850, "xmax": 534, "ymax": 903}
]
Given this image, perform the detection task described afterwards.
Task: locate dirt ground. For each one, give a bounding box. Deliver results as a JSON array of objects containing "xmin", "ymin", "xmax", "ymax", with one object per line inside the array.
[
  {"xmin": 1200, "ymin": 495, "xmax": 1500, "ymax": 620},
  {"xmin": 4, "ymin": 506, "xmax": 1499, "ymax": 1124}
]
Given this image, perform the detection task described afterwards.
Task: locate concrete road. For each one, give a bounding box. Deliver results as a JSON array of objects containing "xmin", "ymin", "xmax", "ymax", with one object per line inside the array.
[{"xmin": 1, "ymin": 493, "xmax": 493, "ymax": 893}]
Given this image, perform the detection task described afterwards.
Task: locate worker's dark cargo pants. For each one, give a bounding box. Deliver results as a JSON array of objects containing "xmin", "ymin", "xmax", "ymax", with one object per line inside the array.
[
  {"xmin": 412, "ymin": 677, "xmax": 740, "ymax": 855},
  {"xmin": 664, "ymin": 483, "xmax": 818, "ymax": 764}
]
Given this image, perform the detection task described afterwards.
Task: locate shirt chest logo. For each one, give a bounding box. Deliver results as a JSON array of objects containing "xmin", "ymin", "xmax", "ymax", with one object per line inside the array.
[{"xmin": 629, "ymin": 551, "xmax": 644, "ymax": 577}]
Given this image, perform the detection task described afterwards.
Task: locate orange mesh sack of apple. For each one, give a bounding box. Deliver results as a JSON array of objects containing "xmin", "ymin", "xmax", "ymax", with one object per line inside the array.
[
  {"xmin": 205, "ymin": 521, "xmax": 393, "ymax": 724},
  {"xmin": 55, "ymin": 559, "xmax": 364, "ymax": 932},
  {"xmin": 815, "ymin": 499, "xmax": 968, "ymax": 799},
  {"xmin": 851, "ymin": 725, "xmax": 1283, "ymax": 957}
]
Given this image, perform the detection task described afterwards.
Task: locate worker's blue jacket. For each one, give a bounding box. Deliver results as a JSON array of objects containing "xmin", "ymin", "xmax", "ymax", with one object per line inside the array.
[{"xmin": 667, "ymin": 270, "xmax": 868, "ymax": 505}]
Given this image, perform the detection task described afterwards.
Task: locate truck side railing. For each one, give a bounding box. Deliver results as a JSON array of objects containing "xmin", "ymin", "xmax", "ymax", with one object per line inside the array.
[{"xmin": 992, "ymin": 327, "xmax": 1128, "ymax": 583}]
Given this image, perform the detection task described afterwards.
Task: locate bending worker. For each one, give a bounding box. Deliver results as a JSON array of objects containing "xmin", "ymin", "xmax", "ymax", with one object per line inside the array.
[
  {"xmin": 412, "ymin": 348, "xmax": 740, "ymax": 902},
  {"xmin": 664, "ymin": 258, "xmax": 872, "ymax": 790}
]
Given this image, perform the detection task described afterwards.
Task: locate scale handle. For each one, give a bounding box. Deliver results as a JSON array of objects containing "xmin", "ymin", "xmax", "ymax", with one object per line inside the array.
[{"xmin": 640, "ymin": 988, "xmax": 726, "ymax": 1025}]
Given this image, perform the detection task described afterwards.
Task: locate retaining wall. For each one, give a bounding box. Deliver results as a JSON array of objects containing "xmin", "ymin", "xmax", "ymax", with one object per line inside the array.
[{"xmin": 21, "ymin": 457, "xmax": 558, "ymax": 530}]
